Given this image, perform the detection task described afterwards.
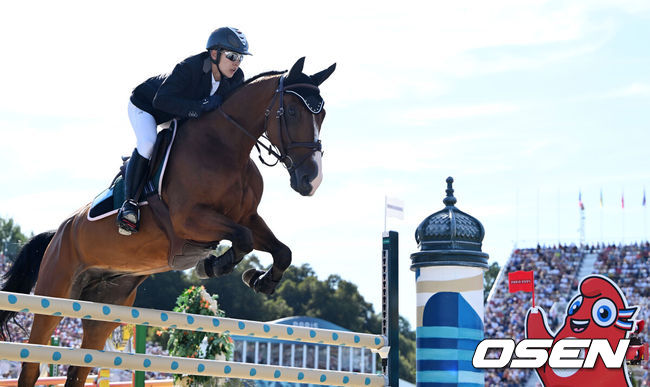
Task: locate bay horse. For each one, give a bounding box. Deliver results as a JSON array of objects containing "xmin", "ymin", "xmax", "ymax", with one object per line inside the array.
[{"xmin": 0, "ymin": 57, "xmax": 335, "ymax": 387}]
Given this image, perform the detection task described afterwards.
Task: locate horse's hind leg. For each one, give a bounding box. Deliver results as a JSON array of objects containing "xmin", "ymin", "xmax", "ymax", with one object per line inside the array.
[
  {"xmin": 65, "ymin": 273, "xmax": 147, "ymax": 387},
  {"xmin": 241, "ymin": 213, "xmax": 292, "ymax": 295}
]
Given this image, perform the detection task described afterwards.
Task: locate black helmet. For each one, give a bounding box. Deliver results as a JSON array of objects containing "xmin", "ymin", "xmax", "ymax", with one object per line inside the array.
[{"xmin": 206, "ymin": 27, "xmax": 251, "ymax": 55}]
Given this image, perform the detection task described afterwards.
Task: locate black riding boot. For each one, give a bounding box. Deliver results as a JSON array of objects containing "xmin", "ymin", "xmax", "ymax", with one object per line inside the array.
[{"xmin": 116, "ymin": 149, "xmax": 149, "ymax": 235}]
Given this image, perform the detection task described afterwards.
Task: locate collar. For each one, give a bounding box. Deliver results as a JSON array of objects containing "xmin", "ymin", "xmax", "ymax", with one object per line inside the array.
[{"xmin": 202, "ymin": 55, "xmax": 212, "ymax": 74}]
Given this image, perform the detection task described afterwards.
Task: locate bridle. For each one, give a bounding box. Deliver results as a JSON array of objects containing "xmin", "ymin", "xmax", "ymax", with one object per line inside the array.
[{"xmin": 218, "ymin": 75, "xmax": 323, "ymax": 172}]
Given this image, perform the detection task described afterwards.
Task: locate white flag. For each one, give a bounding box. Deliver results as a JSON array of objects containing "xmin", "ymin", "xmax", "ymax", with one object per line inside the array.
[{"xmin": 385, "ymin": 197, "xmax": 404, "ymax": 220}]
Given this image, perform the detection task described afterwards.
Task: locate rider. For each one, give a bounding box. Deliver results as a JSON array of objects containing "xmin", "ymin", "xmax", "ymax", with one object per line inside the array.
[{"xmin": 117, "ymin": 27, "xmax": 251, "ymax": 235}]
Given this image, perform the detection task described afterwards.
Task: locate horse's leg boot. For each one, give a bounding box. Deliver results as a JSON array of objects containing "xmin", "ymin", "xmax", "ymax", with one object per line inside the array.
[
  {"xmin": 242, "ymin": 268, "xmax": 280, "ymax": 295},
  {"xmin": 195, "ymin": 248, "xmax": 243, "ymax": 279},
  {"xmin": 117, "ymin": 149, "xmax": 149, "ymax": 235}
]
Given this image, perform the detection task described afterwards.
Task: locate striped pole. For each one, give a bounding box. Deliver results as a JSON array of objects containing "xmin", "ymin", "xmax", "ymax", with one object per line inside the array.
[
  {"xmin": 410, "ymin": 177, "xmax": 488, "ymax": 386},
  {"xmin": 412, "ymin": 266, "xmax": 485, "ymax": 385},
  {"xmin": 0, "ymin": 291, "xmax": 385, "ymax": 351},
  {"xmin": 0, "ymin": 342, "xmax": 385, "ymax": 387}
]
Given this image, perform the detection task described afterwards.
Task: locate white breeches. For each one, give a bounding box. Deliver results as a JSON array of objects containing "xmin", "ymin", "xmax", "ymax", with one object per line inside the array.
[{"xmin": 128, "ymin": 101, "xmax": 157, "ymax": 160}]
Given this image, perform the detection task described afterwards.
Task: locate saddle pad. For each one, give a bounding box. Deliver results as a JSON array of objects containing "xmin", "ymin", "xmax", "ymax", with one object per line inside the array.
[{"xmin": 87, "ymin": 120, "xmax": 177, "ymax": 221}]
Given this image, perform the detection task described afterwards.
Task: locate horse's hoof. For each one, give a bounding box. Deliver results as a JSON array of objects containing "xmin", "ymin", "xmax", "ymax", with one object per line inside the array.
[
  {"xmin": 242, "ymin": 269, "xmax": 279, "ymax": 295},
  {"xmin": 242, "ymin": 269, "xmax": 264, "ymax": 289},
  {"xmin": 117, "ymin": 227, "xmax": 132, "ymax": 236}
]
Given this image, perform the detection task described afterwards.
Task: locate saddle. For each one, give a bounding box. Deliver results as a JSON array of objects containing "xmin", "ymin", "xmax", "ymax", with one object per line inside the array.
[{"xmin": 88, "ymin": 120, "xmax": 219, "ymax": 270}]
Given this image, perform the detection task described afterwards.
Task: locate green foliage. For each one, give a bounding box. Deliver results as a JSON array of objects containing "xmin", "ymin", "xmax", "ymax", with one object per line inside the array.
[
  {"xmin": 166, "ymin": 286, "xmax": 233, "ymax": 386},
  {"xmin": 397, "ymin": 317, "xmax": 416, "ymax": 383},
  {"xmin": 134, "ymin": 271, "xmax": 192, "ymax": 310},
  {"xmin": 484, "ymin": 261, "xmax": 501, "ymax": 302},
  {"xmin": 0, "ymin": 217, "xmax": 28, "ymax": 261}
]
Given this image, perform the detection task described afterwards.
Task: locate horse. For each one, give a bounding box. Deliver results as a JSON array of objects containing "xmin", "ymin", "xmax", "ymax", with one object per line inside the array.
[{"xmin": 0, "ymin": 57, "xmax": 336, "ymax": 387}]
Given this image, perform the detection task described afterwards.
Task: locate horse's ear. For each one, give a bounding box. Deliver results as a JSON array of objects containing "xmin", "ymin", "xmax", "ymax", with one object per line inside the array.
[
  {"xmin": 310, "ymin": 63, "xmax": 336, "ymax": 86},
  {"xmin": 287, "ymin": 57, "xmax": 306, "ymax": 81}
]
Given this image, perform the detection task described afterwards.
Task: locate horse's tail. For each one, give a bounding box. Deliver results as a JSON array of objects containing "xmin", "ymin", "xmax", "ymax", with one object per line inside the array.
[{"xmin": 0, "ymin": 230, "xmax": 55, "ymax": 340}]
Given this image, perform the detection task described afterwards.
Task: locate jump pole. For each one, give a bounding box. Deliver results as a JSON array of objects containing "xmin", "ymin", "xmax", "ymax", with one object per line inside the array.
[
  {"xmin": 0, "ymin": 292, "xmax": 385, "ymax": 351},
  {"xmin": 0, "ymin": 342, "xmax": 384, "ymax": 387}
]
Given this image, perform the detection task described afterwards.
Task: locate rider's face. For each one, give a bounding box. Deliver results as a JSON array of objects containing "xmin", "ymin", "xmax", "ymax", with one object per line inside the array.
[{"xmin": 216, "ymin": 51, "xmax": 241, "ymax": 79}]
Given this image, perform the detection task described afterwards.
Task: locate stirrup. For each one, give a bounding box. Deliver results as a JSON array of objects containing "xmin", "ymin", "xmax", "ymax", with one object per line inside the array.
[{"xmin": 117, "ymin": 199, "xmax": 140, "ymax": 235}]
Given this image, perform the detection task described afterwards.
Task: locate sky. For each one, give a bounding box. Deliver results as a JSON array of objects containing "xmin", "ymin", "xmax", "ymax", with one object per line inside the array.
[{"xmin": 1, "ymin": 0, "xmax": 649, "ymax": 329}]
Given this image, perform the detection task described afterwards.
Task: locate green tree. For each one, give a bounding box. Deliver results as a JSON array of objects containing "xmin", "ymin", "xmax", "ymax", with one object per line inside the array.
[
  {"xmin": 0, "ymin": 217, "xmax": 28, "ymax": 261},
  {"xmin": 134, "ymin": 270, "xmax": 192, "ymax": 310},
  {"xmin": 484, "ymin": 261, "xmax": 501, "ymax": 302},
  {"xmin": 397, "ymin": 316, "xmax": 416, "ymax": 383}
]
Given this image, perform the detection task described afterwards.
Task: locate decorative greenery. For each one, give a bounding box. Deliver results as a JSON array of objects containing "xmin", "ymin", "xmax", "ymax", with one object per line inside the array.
[{"xmin": 166, "ymin": 286, "xmax": 233, "ymax": 386}]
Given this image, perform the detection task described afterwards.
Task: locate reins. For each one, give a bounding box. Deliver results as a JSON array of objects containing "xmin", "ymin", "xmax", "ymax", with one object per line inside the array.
[{"xmin": 218, "ymin": 75, "xmax": 322, "ymax": 171}]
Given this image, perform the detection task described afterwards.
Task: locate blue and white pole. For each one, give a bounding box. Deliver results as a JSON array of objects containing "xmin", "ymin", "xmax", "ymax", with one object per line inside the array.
[{"xmin": 410, "ymin": 177, "xmax": 489, "ymax": 387}]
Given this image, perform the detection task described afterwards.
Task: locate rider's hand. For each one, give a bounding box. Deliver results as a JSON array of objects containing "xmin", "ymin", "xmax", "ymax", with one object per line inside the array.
[{"xmin": 201, "ymin": 94, "xmax": 223, "ymax": 112}]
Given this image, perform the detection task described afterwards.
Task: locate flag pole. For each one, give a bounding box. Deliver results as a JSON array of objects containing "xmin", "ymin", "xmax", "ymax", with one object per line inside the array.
[
  {"xmin": 600, "ymin": 189, "xmax": 603, "ymax": 243},
  {"xmin": 532, "ymin": 273, "xmax": 535, "ymax": 308},
  {"xmin": 536, "ymin": 188, "xmax": 539, "ymax": 245},
  {"xmin": 384, "ymin": 195, "xmax": 388, "ymax": 232},
  {"xmin": 641, "ymin": 187, "xmax": 648, "ymax": 241},
  {"xmin": 622, "ymin": 191, "xmax": 625, "ymax": 244}
]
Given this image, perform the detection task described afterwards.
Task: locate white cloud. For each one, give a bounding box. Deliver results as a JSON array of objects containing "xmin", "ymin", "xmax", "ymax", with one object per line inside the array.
[{"xmin": 599, "ymin": 83, "xmax": 650, "ymax": 99}]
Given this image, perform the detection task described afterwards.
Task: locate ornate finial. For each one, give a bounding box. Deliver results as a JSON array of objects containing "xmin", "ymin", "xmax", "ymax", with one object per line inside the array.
[{"xmin": 443, "ymin": 176, "xmax": 457, "ymax": 207}]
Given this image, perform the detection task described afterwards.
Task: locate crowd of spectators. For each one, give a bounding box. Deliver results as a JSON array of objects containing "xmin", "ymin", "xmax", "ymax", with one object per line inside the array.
[
  {"xmin": 591, "ymin": 242, "xmax": 650, "ymax": 384},
  {"xmin": 484, "ymin": 244, "xmax": 583, "ymax": 386}
]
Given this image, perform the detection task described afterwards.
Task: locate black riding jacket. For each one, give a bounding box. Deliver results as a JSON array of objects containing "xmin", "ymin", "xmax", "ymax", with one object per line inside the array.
[{"xmin": 130, "ymin": 51, "xmax": 244, "ymax": 124}]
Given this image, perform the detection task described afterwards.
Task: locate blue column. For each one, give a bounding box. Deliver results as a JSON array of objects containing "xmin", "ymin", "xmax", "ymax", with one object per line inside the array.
[{"xmin": 414, "ymin": 266, "xmax": 484, "ymax": 386}]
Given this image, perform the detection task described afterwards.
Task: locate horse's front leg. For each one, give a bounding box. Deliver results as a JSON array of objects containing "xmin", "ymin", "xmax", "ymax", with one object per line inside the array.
[
  {"xmin": 186, "ymin": 207, "xmax": 255, "ymax": 279},
  {"xmin": 240, "ymin": 213, "xmax": 292, "ymax": 295}
]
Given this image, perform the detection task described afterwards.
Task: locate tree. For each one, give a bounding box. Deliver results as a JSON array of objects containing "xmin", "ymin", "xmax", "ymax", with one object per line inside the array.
[
  {"xmin": 397, "ymin": 316, "xmax": 416, "ymax": 383},
  {"xmin": 134, "ymin": 270, "xmax": 191, "ymax": 310},
  {"xmin": 484, "ymin": 261, "xmax": 501, "ymax": 302},
  {"xmin": 0, "ymin": 217, "xmax": 28, "ymax": 262}
]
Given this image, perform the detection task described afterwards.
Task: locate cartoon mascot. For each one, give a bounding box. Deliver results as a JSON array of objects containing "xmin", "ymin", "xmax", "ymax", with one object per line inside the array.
[{"xmin": 525, "ymin": 274, "xmax": 639, "ymax": 387}]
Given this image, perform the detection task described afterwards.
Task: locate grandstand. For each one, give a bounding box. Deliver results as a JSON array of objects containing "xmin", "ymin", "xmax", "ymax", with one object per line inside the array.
[{"xmin": 485, "ymin": 243, "xmax": 650, "ymax": 386}]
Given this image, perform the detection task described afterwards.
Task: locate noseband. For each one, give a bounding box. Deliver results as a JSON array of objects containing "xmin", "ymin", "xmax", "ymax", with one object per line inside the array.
[{"xmin": 218, "ymin": 75, "xmax": 323, "ymax": 172}]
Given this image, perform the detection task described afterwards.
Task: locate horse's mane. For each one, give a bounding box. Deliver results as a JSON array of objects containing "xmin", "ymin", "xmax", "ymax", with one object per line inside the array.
[
  {"xmin": 224, "ymin": 70, "xmax": 285, "ymax": 100},
  {"xmin": 243, "ymin": 70, "xmax": 286, "ymax": 85}
]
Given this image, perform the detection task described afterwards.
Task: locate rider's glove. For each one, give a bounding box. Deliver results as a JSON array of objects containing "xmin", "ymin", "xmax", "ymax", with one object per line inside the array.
[{"xmin": 201, "ymin": 94, "xmax": 223, "ymax": 112}]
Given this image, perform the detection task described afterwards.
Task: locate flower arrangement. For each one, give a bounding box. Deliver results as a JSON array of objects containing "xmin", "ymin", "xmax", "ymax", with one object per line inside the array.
[{"xmin": 167, "ymin": 285, "xmax": 233, "ymax": 386}]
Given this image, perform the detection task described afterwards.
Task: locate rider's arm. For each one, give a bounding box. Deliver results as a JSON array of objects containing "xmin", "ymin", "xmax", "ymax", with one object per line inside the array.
[{"xmin": 152, "ymin": 61, "xmax": 204, "ymax": 119}]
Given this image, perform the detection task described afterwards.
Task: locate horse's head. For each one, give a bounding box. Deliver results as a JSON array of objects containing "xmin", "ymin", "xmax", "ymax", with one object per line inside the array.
[{"xmin": 266, "ymin": 57, "xmax": 336, "ymax": 196}]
